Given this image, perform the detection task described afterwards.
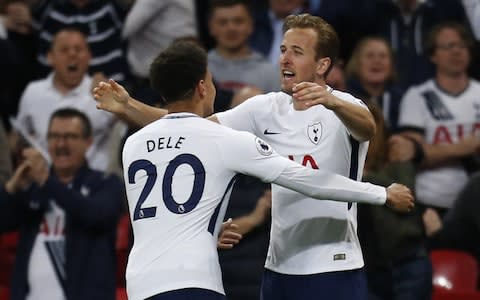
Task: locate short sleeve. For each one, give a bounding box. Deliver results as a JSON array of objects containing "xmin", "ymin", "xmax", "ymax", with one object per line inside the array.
[{"xmin": 398, "ymin": 86, "xmax": 425, "ymax": 130}]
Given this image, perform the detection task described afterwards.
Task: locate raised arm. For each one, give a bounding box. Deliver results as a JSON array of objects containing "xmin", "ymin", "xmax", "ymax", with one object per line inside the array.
[
  {"xmin": 293, "ymin": 82, "xmax": 376, "ymax": 141},
  {"xmin": 93, "ymin": 79, "xmax": 167, "ymax": 127},
  {"xmin": 93, "ymin": 79, "xmax": 221, "ymax": 126}
]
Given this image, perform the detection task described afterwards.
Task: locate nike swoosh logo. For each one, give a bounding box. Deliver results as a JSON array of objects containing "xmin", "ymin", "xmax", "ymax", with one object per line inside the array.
[{"xmin": 264, "ymin": 129, "xmax": 280, "ymax": 135}]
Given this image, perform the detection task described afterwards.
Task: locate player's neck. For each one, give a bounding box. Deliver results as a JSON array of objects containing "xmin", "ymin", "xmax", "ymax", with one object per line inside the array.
[{"xmin": 166, "ymin": 99, "xmax": 204, "ymax": 117}]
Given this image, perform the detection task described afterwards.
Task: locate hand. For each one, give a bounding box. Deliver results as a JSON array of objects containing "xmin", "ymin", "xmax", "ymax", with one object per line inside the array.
[
  {"xmin": 93, "ymin": 79, "xmax": 130, "ymax": 115},
  {"xmin": 5, "ymin": 160, "xmax": 31, "ymax": 194},
  {"xmin": 23, "ymin": 148, "xmax": 49, "ymax": 186},
  {"xmin": 423, "ymin": 208, "xmax": 443, "ymax": 237},
  {"xmin": 91, "ymin": 72, "xmax": 108, "ymax": 95},
  {"xmin": 292, "ymin": 82, "xmax": 338, "ymax": 111},
  {"xmin": 388, "ymin": 134, "xmax": 416, "ymax": 162},
  {"xmin": 217, "ymin": 218, "xmax": 243, "ymax": 250},
  {"xmin": 385, "ymin": 183, "xmax": 414, "ymax": 213}
]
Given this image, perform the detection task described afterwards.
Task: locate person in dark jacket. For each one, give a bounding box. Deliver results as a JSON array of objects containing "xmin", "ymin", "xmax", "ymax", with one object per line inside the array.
[{"xmin": 0, "ymin": 108, "xmax": 125, "ymax": 300}]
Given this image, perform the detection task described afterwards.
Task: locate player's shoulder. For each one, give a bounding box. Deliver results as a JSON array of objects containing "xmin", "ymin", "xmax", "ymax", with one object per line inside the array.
[
  {"xmin": 245, "ymin": 91, "xmax": 286, "ymax": 102},
  {"xmin": 247, "ymin": 91, "xmax": 291, "ymax": 109}
]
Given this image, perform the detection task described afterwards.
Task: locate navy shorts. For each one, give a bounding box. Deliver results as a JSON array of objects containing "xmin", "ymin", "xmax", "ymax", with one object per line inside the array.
[
  {"xmin": 146, "ymin": 288, "xmax": 226, "ymax": 300},
  {"xmin": 260, "ymin": 268, "xmax": 368, "ymax": 300}
]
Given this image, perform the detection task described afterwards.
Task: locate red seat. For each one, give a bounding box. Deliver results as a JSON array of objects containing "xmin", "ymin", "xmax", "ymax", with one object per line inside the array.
[
  {"xmin": 116, "ymin": 287, "xmax": 128, "ymax": 300},
  {"xmin": 0, "ymin": 286, "xmax": 9, "ymax": 300},
  {"xmin": 0, "ymin": 232, "xmax": 19, "ymax": 286},
  {"xmin": 430, "ymin": 249, "xmax": 480, "ymax": 300},
  {"xmin": 116, "ymin": 214, "xmax": 131, "ymax": 288}
]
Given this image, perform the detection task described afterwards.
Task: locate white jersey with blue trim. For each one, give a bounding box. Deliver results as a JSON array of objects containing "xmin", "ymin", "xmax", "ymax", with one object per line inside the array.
[
  {"xmin": 216, "ymin": 89, "xmax": 370, "ymax": 275},
  {"xmin": 122, "ymin": 113, "xmax": 290, "ymax": 300}
]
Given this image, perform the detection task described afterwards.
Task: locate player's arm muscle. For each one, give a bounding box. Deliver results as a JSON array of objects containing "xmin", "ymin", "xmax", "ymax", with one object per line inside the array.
[{"xmin": 332, "ymin": 100, "xmax": 376, "ymax": 142}]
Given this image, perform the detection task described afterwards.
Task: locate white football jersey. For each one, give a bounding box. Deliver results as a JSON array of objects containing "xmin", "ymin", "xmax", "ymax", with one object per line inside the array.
[
  {"xmin": 217, "ymin": 89, "xmax": 370, "ymax": 275},
  {"xmin": 398, "ymin": 79, "xmax": 480, "ymax": 208},
  {"xmin": 122, "ymin": 113, "xmax": 290, "ymax": 300}
]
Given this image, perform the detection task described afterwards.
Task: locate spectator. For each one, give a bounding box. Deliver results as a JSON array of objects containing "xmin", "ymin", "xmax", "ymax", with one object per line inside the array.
[
  {"xmin": 207, "ymin": 0, "xmax": 279, "ymax": 109},
  {"xmin": 123, "ymin": 0, "xmax": 197, "ymax": 105},
  {"xmin": 15, "ymin": 28, "xmax": 117, "ymax": 172},
  {"xmin": 398, "ymin": 22, "xmax": 480, "ymax": 217},
  {"xmin": 0, "ymin": 108, "xmax": 124, "ymax": 300},
  {"xmin": 358, "ymin": 103, "xmax": 432, "ymax": 300},
  {"xmin": 346, "ymin": 36, "xmax": 405, "ymax": 131},
  {"xmin": 326, "ymin": 61, "xmax": 347, "ymax": 91},
  {"xmin": 0, "ymin": 0, "xmax": 37, "ymax": 128},
  {"xmin": 424, "ymin": 171, "xmax": 480, "ymax": 266},
  {"xmin": 32, "ymin": 0, "xmax": 127, "ymax": 82},
  {"xmin": 366, "ymin": 0, "xmax": 467, "ymax": 89},
  {"xmin": 0, "ymin": 122, "xmax": 12, "ymax": 184},
  {"xmin": 249, "ymin": 0, "xmax": 305, "ymax": 65},
  {"xmin": 461, "ymin": 0, "xmax": 480, "ymax": 80}
]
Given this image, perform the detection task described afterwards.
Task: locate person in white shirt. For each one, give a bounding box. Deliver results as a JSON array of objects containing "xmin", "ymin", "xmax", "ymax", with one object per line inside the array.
[
  {"xmin": 15, "ymin": 28, "xmax": 116, "ymax": 172},
  {"xmin": 94, "ymin": 15, "xmax": 412, "ymax": 300},
  {"xmin": 398, "ymin": 22, "xmax": 480, "ymax": 223}
]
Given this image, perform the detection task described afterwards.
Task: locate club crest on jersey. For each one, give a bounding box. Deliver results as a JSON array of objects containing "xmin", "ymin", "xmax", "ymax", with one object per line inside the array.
[
  {"xmin": 307, "ymin": 122, "xmax": 322, "ymax": 145},
  {"xmin": 255, "ymin": 137, "xmax": 273, "ymax": 156}
]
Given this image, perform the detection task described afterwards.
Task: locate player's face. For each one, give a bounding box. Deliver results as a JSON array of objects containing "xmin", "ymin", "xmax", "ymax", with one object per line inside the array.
[
  {"xmin": 48, "ymin": 31, "xmax": 91, "ymax": 89},
  {"xmin": 431, "ymin": 28, "xmax": 470, "ymax": 76},
  {"xmin": 209, "ymin": 4, "xmax": 253, "ymax": 52},
  {"xmin": 279, "ymin": 28, "xmax": 320, "ymax": 94},
  {"xmin": 47, "ymin": 117, "xmax": 92, "ymax": 175},
  {"xmin": 358, "ymin": 39, "xmax": 392, "ymax": 85}
]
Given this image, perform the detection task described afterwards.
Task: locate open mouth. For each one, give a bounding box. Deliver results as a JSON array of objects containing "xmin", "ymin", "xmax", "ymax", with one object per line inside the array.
[
  {"xmin": 282, "ymin": 70, "xmax": 295, "ymax": 80},
  {"xmin": 67, "ymin": 63, "xmax": 79, "ymax": 72}
]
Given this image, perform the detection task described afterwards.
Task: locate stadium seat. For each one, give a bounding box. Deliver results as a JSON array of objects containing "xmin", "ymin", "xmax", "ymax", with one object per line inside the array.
[
  {"xmin": 430, "ymin": 249, "xmax": 480, "ymax": 300},
  {"xmin": 116, "ymin": 287, "xmax": 128, "ymax": 300},
  {"xmin": 116, "ymin": 214, "xmax": 131, "ymax": 288},
  {"xmin": 0, "ymin": 286, "xmax": 9, "ymax": 300},
  {"xmin": 0, "ymin": 232, "xmax": 19, "ymax": 287}
]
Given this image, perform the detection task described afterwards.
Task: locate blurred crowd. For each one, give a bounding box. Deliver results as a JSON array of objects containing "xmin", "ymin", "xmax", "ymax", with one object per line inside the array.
[{"xmin": 0, "ymin": 0, "xmax": 479, "ymax": 300}]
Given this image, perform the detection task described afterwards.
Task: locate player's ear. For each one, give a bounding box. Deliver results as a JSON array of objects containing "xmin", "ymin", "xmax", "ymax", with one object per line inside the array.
[
  {"xmin": 198, "ymin": 79, "xmax": 207, "ymax": 98},
  {"xmin": 316, "ymin": 57, "xmax": 331, "ymax": 77}
]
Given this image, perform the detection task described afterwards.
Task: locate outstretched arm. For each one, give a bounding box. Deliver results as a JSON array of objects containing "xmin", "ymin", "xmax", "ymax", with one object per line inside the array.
[
  {"xmin": 293, "ymin": 82, "xmax": 376, "ymax": 141},
  {"xmin": 272, "ymin": 160, "xmax": 414, "ymax": 212},
  {"xmin": 93, "ymin": 80, "xmax": 168, "ymax": 127}
]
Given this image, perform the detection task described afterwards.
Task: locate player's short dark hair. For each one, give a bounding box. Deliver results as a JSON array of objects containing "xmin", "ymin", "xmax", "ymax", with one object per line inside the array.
[
  {"xmin": 424, "ymin": 21, "xmax": 474, "ymax": 57},
  {"xmin": 149, "ymin": 41, "xmax": 208, "ymax": 103},
  {"xmin": 49, "ymin": 108, "xmax": 92, "ymax": 137},
  {"xmin": 207, "ymin": 0, "xmax": 253, "ymax": 19},
  {"xmin": 283, "ymin": 13, "xmax": 339, "ymax": 76}
]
